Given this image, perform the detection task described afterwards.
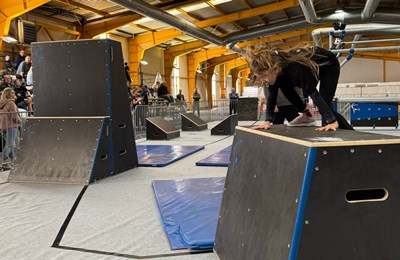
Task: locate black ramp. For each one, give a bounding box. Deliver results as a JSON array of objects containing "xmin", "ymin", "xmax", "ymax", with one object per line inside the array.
[
  {"xmin": 181, "ymin": 113, "xmax": 208, "ymax": 131},
  {"xmin": 9, "ymin": 118, "xmax": 106, "ymax": 184},
  {"xmin": 211, "ymin": 114, "xmax": 238, "ymax": 135},
  {"xmin": 146, "ymin": 117, "xmax": 180, "ymax": 140},
  {"xmin": 214, "ymin": 125, "xmax": 400, "ymax": 260}
]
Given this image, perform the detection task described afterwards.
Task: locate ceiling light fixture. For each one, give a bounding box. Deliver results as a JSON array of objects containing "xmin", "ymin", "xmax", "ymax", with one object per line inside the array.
[{"xmin": 1, "ymin": 36, "xmax": 18, "ymax": 43}]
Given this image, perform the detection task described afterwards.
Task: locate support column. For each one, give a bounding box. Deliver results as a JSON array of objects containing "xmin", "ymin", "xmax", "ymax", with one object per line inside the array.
[
  {"xmin": 128, "ymin": 38, "xmax": 144, "ymax": 85},
  {"xmin": 0, "ymin": 19, "xmax": 10, "ymax": 51},
  {"xmin": 187, "ymin": 55, "xmax": 198, "ymax": 102},
  {"xmin": 240, "ymin": 69, "xmax": 250, "ymax": 95},
  {"xmin": 218, "ymin": 65, "xmax": 226, "ymax": 99},
  {"xmin": 205, "ymin": 65, "xmax": 216, "ymax": 108}
]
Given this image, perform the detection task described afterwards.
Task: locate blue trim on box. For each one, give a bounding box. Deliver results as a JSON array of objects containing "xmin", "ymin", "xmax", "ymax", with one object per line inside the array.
[
  {"xmin": 88, "ymin": 118, "xmax": 106, "ymax": 183},
  {"xmin": 289, "ymin": 147, "xmax": 317, "ymax": 260},
  {"xmin": 105, "ymin": 40, "xmax": 114, "ymax": 175}
]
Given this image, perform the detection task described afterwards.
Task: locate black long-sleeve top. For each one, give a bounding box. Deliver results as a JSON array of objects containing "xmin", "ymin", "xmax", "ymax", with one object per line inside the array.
[{"xmin": 266, "ymin": 48, "xmax": 337, "ymax": 124}]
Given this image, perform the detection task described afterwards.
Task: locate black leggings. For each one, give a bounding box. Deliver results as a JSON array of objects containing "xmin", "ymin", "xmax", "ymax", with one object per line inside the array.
[
  {"xmin": 273, "ymin": 105, "xmax": 299, "ymax": 124},
  {"xmin": 279, "ymin": 64, "xmax": 353, "ymax": 130},
  {"xmin": 318, "ymin": 65, "xmax": 353, "ymax": 130}
]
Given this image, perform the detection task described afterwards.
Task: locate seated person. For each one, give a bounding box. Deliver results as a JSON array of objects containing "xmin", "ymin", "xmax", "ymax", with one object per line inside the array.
[
  {"xmin": 3, "ymin": 55, "xmax": 14, "ymax": 73},
  {"xmin": 13, "ymin": 78, "xmax": 33, "ymax": 112},
  {"xmin": 157, "ymin": 81, "xmax": 174, "ymax": 103},
  {"xmin": 0, "ymin": 75, "xmax": 13, "ymax": 93}
]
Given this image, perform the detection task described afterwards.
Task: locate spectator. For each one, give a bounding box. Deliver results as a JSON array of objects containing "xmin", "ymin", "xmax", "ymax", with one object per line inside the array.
[
  {"xmin": 152, "ymin": 81, "xmax": 160, "ymax": 96},
  {"xmin": 13, "ymin": 78, "xmax": 33, "ymax": 112},
  {"xmin": 192, "ymin": 87, "xmax": 201, "ymax": 116},
  {"xmin": 176, "ymin": 89, "xmax": 187, "ymax": 112},
  {"xmin": 229, "ymin": 87, "xmax": 239, "ymax": 115},
  {"xmin": 0, "ymin": 75, "xmax": 13, "ymax": 93},
  {"xmin": 26, "ymin": 66, "xmax": 33, "ymax": 91},
  {"xmin": 139, "ymin": 84, "xmax": 149, "ymax": 105},
  {"xmin": 157, "ymin": 81, "xmax": 174, "ymax": 103},
  {"xmin": 130, "ymin": 87, "xmax": 143, "ymax": 109},
  {"xmin": 0, "ymin": 87, "xmax": 21, "ymax": 168},
  {"xmin": 16, "ymin": 56, "xmax": 32, "ymax": 80},
  {"xmin": 176, "ymin": 89, "xmax": 185, "ymax": 101},
  {"xmin": 3, "ymin": 55, "xmax": 14, "ymax": 71},
  {"xmin": 14, "ymin": 50, "xmax": 26, "ymax": 70},
  {"xmin": 124, "ymin": 62, "xmax": 131, "ymax": 83}
]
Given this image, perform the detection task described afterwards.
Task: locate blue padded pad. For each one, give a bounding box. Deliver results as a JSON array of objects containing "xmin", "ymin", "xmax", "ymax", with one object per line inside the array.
[
  {"xmin": 152, "ymin": 177, "xmax": 225, "ymax": 249},
  {"xmin": 137, "ymin": 145, "xmax": 204, "ymax": 167},
  {"xmin": 195, "ymin": 146, "xmax": 231, "ymax": 167}
]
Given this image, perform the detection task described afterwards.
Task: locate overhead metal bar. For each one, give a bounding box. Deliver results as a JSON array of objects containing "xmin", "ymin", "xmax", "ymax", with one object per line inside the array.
[
  {"xmin": 342, "ymin": 38, "xmax": 400, "ymax": 45},
  {"xmin": 330, "ymin": 46, "xmax": 400, "ymax": 52},
  {"xmin": 109, "ymin": 0, "xmax": 224, "ymax": 46}
]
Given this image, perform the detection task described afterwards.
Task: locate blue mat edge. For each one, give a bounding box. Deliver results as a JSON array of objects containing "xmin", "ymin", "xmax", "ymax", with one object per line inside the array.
[
  {"xmin": 152, "ymin": 177, "xmax": 225, "ymax": 250},
  {"xmin": 195, "ymin": 162, "xmax": 229, "ymax": 167},
  {"xmin": 138, "ymin": 145, "xmax": 205, "ymax": 167},
  {"xmin": 195, "ymin": 146, "xmax": 231, "ymax": 167},
  {"xmin": 152, "ymin": 180, "xmax": 188, "ymax": 249}
]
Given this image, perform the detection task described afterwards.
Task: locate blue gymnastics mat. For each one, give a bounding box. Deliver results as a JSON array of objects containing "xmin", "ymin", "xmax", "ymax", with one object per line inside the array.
[
  {"xmin": 137, "ymin": 145, "xmax": 204, "ymax": 167},
  {"xmin": 195, "ymin": 146, "xmax": 231, "ymax": 167},
  {"xmin": 152, "ymin": 177, "xmax": 225, "ymax": 249}
]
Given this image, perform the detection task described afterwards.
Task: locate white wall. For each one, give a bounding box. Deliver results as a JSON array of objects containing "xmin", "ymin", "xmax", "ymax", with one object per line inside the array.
[
  {"xmin": 385, "ymin": 60, "xmax": 400, "ymax": 82},
  {"xmin": 142, "ymin": 47, "xmax": 164, "ymax": 86},
  {"xmin": 108, "ymin": 34, "xmax": 129, "ymax": 64},
  {"xmin": 339, "ymin": 57, "xmax": 400, "ymax": 83}
]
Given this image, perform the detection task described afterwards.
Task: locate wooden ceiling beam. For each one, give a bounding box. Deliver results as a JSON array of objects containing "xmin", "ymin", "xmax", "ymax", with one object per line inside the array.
[
  {"xmin": 194, "ymin": 0, "xmax": 299, "ymax": 28},
  {"xmin": 55, "ymin": 0, "xmax": 109, "ymax": 17}
]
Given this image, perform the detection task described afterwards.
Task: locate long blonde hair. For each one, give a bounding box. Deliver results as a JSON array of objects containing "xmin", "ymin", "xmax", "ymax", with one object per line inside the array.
[
  {"xmin": 1, "ymin": 87, "xmax": 15, "ymax": 100},
  {"xmin": 245, "ymin": 44, "xmax": 320, "ymax": 80}
]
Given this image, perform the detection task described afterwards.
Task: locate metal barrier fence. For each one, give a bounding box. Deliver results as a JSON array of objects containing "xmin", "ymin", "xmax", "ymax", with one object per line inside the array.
[
  {"xmin": 132, "ymin": 99, "xmax": 232, "ymax": 138},
  {"xmin": 1, "ymin": 110, "xmax": 30, "ymax": 171}
]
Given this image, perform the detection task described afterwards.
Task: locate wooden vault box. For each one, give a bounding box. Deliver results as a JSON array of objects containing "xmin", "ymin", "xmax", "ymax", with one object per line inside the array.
[{"xmin": 215, "ymin": 125, "xmax": 400, "ymax": 260}]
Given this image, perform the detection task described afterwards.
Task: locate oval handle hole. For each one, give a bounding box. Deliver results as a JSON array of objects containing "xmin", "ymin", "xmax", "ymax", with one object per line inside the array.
[
  {"xmin": 119, "ymin": 123, "xmax": 126, "ymax": 128},
  {"xmin": 119, "ymin": 149, "xmax": 127, "ymax": 155},
  {"xmin": 101, "ymin": 154, "xmax": 108, "ymax": 160},
  {"xmin": 345, "ymin": 188, "xmax": 388, "ymax": 203}
]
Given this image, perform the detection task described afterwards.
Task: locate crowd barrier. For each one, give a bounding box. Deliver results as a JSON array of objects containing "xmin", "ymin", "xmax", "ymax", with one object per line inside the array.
[{"xmin": 132, "ymin": 100, "xmax": 233, "ymax": 138}]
